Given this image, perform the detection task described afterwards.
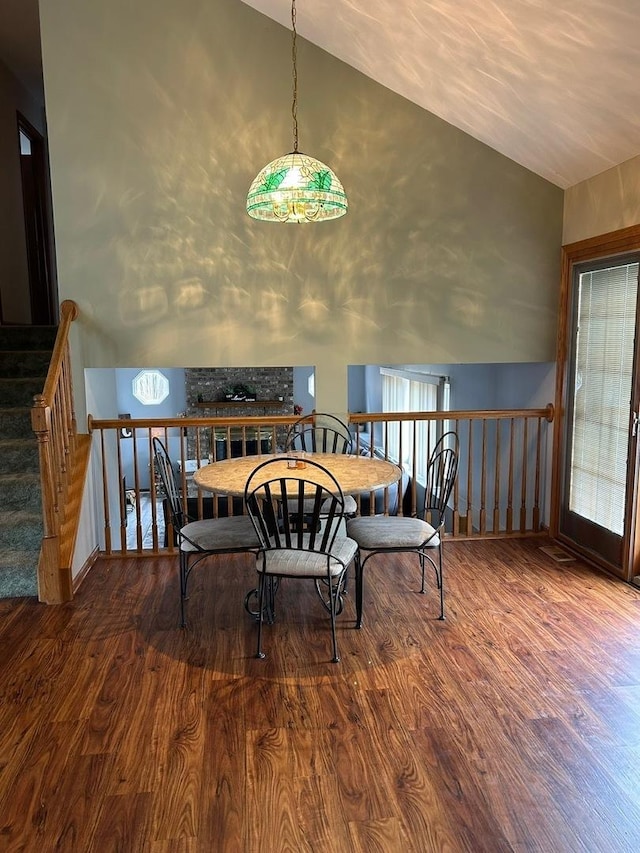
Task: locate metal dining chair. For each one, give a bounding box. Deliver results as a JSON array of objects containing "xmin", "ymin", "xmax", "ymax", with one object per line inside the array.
[
  {"xmin": 152, "ymin": 437, "xmax": 261, "ymax": 627},
  {"xmin": 244, "ymin": 457, "xmax": 359, "ymax": 663},
  {"xmin": 285, "ymin": 412, "xmax": 357, "ymax": 516},
  {"xmin": 285, "ymin": 412, "xmax": 354, "ymax": 455},
  {"xmin": 346, "ymin": 431, "xmax": 459, "ymax": 626}
]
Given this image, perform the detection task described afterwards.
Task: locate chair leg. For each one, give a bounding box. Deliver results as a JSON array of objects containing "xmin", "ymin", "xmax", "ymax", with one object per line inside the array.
[
  {"xmin": 328, "ymin": 570, "xmax": 340, "ymax": 663},
  {"xmin": 265, "ymin": 576, "xmax": 277, "ymax": 624},
  {"xmin": 256, "ymin": 572, "xmax": 266, "ymax": 659},
  {"xmin": 419, "ymin": 552, "xmax": 427, "ymax": 593},
  {"xmin": 179, "ymin": 553, "xmax": 188, "ymax": 628},
  {"xmin": 438, "ymin": 546, "xmax": 445, "ymax": 620},
  {"xmin": 355, "ymin": 553, "xmax": 364, "ymax": 629}
]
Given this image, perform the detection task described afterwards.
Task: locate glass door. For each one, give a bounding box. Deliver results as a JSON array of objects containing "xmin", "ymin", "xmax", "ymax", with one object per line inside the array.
[{"xmin": 557, "ymin": 253, "xmax": 640, "ymax": 578}]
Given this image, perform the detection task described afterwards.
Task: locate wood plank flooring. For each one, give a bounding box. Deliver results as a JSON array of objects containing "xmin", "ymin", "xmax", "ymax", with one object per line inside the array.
[{"xmin": 2, "ymin": 538, "xmax": 640, "ymax": 851}]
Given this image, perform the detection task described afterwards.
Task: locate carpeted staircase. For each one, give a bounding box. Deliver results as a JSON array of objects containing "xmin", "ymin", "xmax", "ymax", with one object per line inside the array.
[{"xmin": 0, "ymin": 325, "xmax": 56, "ymax": 598}]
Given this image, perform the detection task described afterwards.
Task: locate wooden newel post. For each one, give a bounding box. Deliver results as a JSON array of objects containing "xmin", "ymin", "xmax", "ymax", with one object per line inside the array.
[{"xmin": 31, "ymin": 395, "xmax": 69, "ymax": 603}]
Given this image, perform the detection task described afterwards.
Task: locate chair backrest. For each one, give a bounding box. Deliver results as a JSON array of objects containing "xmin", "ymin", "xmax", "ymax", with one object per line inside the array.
[
  {"xmin": 422, "ymin": 431, "xmax": 459, "ymax": 527},
  {"xmin": 244, "ymin": 458, "xmax": 346, "ymax": 554},
  {"xmin": 286, "ymin": 413, "xmax": 353, "ymax": 455},
  {"xmin": 152, "ymin": 437, "xmax": 185, "ymax": 530}
]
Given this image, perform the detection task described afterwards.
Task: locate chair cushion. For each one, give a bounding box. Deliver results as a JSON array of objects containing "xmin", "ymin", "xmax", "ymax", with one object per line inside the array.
[
  {"xmin": 335, "ymin": 494, "xmax": 358, "ymax": 515},
  {"xmin": 260, "ymin": 535, "xmax": 358, "ymax": 577},
  {"xmin": 287, "ymin": 495, "xmax": 357, "ymax": 516},
  {"xmin": 346, "ymin": 516, "xmax": 439, "ymax": 550},
  {"xmin": 179, "ymin": 515, "xmax": 260, "ymax": 553}
]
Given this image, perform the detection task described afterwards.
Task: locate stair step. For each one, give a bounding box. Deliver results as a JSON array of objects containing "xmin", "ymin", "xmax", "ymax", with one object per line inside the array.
[
  {"xmin": 0, "ymin": 473, "xmax": 42, "ymax": 510},
  {"xmin": 0, "ymin": 325, "xmax": 54, "ymax": 599},
  {"xmin": 0, "ymin": 325, "xmax": 57, "ymax": 351},
  {"xmin": 0, "ymin": 551, "xmax": 38, "ymax": 598},
  {"xmin": 0, "ymin": 377, "xmax": 45, "ymax": 407},
  {"xmin": 0, "ymin": 509, "xmax": 43, "ymax": 551},
  {"xmin": 0, "ymin": 407, "xmax": 32, "ymax": 438},
  {"xmin": 0, "ymin": 351, "xmax": 52, "ymax": 378},
  {"xmin": 0, "ymin": 439, "xmax": 39, "ymax": 474}
]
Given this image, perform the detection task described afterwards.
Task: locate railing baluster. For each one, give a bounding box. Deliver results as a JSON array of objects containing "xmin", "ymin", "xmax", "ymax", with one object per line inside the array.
[
  {"xmin": 452, "ymin": 417, "xmax": 460, "ymax": 535},
  {"xmin": 52, "ymin": 402, "xmax": 65, "ymax": 484},
  {"xmin": 520, "ymin": 418, "xmax": 529, "ymax": 533},
  {"xmin": 116, "ymin": 432, "xmax": 127, "ymax": 554},
  {"xmin": 533, "ymin": 416, "xmax": 542, "ymax": 532},
  {"xmin": 479, "ymin": 420, "xmax": 487, "ymax": 535},
  {"xmin": 131, "ymin": 428, "xmax": 143, "ymax": 551},
  {"xmin": 507, "ymin": 418, "xmax": 515, "ymax": 533},
  {"xmin": 493, "ymin": 420, "xmax": 501, "ymax": 533},
  {"xmin": 467, "ymin": 418, "xmax": 474, "ymax": 536},
  {"xmin": 100, "ymin": 428, "xmax": 112, "ymax": 554},
  {"xmin": 146, "ymin": 430, "xmax": 159, "ymax": 553}
]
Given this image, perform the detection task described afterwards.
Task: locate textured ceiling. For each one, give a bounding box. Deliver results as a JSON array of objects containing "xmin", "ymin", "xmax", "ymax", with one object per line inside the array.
[
  {"xmin": 240, "ymin": 0, "xmax": 640, "ymax": 189},
  {"xmin": 2, "ymin": 1, "xmax": 639, "ymax": 189}
]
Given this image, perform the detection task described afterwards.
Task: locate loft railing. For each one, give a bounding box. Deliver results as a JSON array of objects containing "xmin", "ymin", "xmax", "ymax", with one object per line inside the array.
[
  {"xmin": 349, "ymin": 406, "xmax": 554, "ymax": 536},
  {"xmin": 88, "ymin": 406, "xmax": 554, "ymax": 556},
  {"xmin": 87, "ymin": 416, "xmax": 294, "ymax": 555},
  {"xmin": 31, "ymin": 299, "xmax": 81, "ymax": 602}
]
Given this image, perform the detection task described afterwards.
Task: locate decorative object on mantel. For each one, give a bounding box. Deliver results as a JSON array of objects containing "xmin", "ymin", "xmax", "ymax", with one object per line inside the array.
[
  {"xmin": 195, "ymin": 400, "xmax": 285, "ymax": 412},
  {"xmin": 294, "ymin": 403, "xmax": 303, "ymax": 415},
  {"xmin": 221, "ymin": 382, "xmax": 257, "ymax": 402},
  {"xmin": 246, "ymin": 0, "xmax": 348, "ymax": 224}
]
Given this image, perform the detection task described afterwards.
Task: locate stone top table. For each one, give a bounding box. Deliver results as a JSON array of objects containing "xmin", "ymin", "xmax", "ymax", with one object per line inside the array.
[{"xmin": 192, "ymin": 453, "xmax": 402, "ymax": 499}]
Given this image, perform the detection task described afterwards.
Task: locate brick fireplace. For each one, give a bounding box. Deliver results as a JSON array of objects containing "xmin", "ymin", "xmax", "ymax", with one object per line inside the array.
[{"xmin": 184, "ymin": 367, "xmax": 293, "ymax": 458}]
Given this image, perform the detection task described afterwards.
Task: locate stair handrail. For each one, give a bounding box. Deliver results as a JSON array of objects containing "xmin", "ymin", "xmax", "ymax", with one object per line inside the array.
[{"xmin": 31, "ymin": 299, "xmax": 79, "ymax": 601}]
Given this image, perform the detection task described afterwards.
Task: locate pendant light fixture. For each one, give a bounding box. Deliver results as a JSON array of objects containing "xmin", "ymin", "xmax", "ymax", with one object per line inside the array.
[{"xmin": 246, "ymin": 0, "xmax": 348, "ymax": 223}]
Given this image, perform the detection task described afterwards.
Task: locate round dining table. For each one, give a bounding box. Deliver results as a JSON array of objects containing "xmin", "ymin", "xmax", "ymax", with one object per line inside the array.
[
  {"xmin": 193, "ymin": 452, "xmax": 402, "ymax": 622},
  {"xmin": 192, "ymin": 452, "xmax": 402, "ymax": 498}
]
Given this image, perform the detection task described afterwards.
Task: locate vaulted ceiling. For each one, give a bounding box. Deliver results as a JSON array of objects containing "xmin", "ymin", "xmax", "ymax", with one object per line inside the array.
[
  {"xmin": 2, "ymin": 0, "xmax": 639, "ymax": 189},
  {"xmin": 240, "ymin": 0, "xmax": 640, "ymax": 189}
]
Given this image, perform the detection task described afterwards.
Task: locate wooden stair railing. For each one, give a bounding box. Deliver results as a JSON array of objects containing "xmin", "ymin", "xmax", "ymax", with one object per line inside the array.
[{"xmin": 31, "ymin": 299, "xmax": 88, "ymax": 603}]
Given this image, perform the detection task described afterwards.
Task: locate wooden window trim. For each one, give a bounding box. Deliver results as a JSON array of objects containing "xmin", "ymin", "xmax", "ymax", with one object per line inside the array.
[{"xmin": 550, "ymin": 224, "xmax": 640, "ymax": 563}]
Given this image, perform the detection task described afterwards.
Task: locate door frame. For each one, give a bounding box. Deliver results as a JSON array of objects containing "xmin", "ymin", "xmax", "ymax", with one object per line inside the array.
[
  {"xmin": 17, "ymin": 112, "xmax": 57, "ymax": 326},
  {"xmin": 551, "ymin": 223, "xmax": 640, "ymax": 581}
]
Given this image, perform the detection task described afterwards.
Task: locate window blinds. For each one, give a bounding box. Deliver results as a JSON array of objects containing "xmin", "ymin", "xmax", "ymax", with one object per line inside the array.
[
  {"xmin": 381, "ymin": 369, "xmax": 446, "ymax": 483},
  {"xmin": 569, "ymin": 262, "xmax": 639, "ymax": 535}
]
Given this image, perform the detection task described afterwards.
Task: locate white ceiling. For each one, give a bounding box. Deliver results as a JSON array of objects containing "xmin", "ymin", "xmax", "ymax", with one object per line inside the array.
[
  {"xmin": 240, "ymin": 0, "xmax": 640, "ymax": 189},
  {"xmin": 2, "ymin": 1, "xmax": 640, "ymax": 188}
]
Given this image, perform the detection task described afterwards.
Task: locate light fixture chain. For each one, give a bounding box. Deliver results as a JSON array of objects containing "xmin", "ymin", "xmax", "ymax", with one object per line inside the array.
[
  {"xmin": 245, "ymin": 0, "xmax": 347, "ymax": 221},
  {"xmin": 291, "ymin": 0, "xmax": 298, "ymax": 152}
]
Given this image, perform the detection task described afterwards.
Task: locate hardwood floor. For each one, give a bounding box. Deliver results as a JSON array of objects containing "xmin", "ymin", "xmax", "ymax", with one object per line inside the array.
[{"xmin": 2, "ymin": 538, "xmax": 640, "ymax": 851}]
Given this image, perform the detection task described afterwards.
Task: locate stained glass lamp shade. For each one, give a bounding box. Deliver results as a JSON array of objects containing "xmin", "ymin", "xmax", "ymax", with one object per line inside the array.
[{"xmin": 246, "ymin": 151, "xmax": 348, "ymax": 223}]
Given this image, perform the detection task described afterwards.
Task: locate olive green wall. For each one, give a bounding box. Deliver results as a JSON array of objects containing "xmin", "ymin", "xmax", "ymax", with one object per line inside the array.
[
  {"xmin": 40, "ymin": 0, "xmax": 563, "ymax": 416},
  {"xmin": 563, "ymin": 155, "xmax": 640, "ymax": 245}
]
